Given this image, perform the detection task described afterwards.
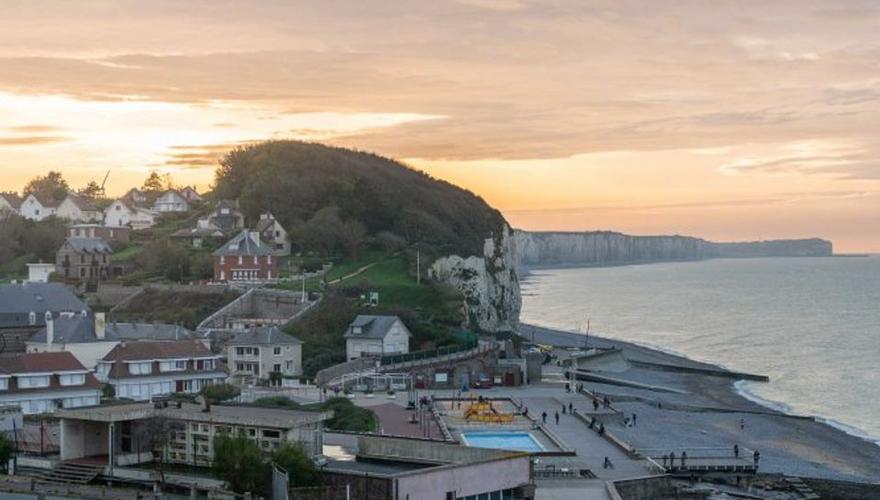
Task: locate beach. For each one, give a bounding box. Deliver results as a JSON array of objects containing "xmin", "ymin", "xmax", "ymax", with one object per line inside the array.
[{"xmin": 520, "ymin": 323, "xmax": 880, "ymax": 483}]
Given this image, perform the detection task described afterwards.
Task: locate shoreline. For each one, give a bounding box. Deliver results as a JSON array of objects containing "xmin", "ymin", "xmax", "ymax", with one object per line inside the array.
[{"xmin": 518, "ymin": 323, "xmax": 880, "ymax": 483}]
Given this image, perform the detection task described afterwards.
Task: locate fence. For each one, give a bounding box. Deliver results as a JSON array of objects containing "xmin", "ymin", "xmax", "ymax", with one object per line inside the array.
[{"xmin": 379, "ymin": 339, "xmax": 478, "ymax": 366}]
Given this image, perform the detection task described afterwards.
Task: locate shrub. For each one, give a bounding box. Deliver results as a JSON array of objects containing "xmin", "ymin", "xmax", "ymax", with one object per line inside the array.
[{"xmin": 200, "ymin": 383, "xmax": 240, "ymax": 403}]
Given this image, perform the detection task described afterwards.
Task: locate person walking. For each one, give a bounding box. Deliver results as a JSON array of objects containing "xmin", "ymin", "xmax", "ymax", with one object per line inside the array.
[
  {"xmin": 632, "ymin": 413, "xmax": 637, "ymax": 426},
  {"xmin": 561, "ymin": 404, "xmax": 566, "ymax": 415},
  {"xmin": 669, "ymin": 452, "xmax": 676, "ymax": 469},
  {"xmin": 541, "ymin": 411, "xmax": 547, "ymax": 424},
  {"xmin": 554, "ymin": 411, "xmax": 560, "ymax": 425},
  {"xmin": 568, "ymin": 402, "xmax": 573, "ymax": 414},
  {"xmin": 740, "ymin": 418, "xmax": 745, "ymax": 430},
  {"xmin": 603, "ymin": 456, "xmax": 613, "ymax": 469},
  {"xmin": 603, "ymin": 395, "xmax": 610, "ymax": 408},
  {"xmin": 681, "ymin": 451, "xmax": 687, "ymax": 468},
  {"xmin": 753, "ymin": 450, "xmax": 760, "ymax": 469},
  {"xmin": 734, "ymin": 444, "xmax": 739, "ymax": 458},
  {"xmin": 593, "ymin": 399, "xmax": 599, "ymax": 412},
  {"xmin": 662, "ymin": 454, "xmax": 668, "ymax": 468}
]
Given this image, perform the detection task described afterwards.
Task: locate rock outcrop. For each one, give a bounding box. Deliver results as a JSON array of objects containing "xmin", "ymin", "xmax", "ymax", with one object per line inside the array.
[
  {"xmin": 514, "ymin": 230, "xmax": 832, "ymax": 268},
  {"xmin": 429, "ymin": 226, "xmax": 521, "ymax": 333}
]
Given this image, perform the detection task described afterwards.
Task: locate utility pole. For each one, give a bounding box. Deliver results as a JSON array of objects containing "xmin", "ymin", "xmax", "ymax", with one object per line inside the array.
[{"xmin": 416, "ymin": 248, "xmax": 421, "ymax": 285}]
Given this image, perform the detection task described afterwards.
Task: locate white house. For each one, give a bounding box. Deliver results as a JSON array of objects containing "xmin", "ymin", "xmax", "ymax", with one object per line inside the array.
[
  {"xmin": 226, "ymin": 326, "xmax": 303, "ymax": 384},
  {"xmin": 0, "ymin": 193, "xmax": 21, "ymax": 214},
  {"xmin": 0, "ymin": 350, "xmax": 102, "ymax": 415},
  {"xmin": 56, "ymin": 194, "xmax": 102, "ymax": 223},
  {"xmin": 153, "ymin": 190, "xmax": 190, "ymax": 213},
  {"xmin": 256, "ymin": 212, "xmax": 291, "ymax": 256},
  {"xmin": 19, "ymin": 193, "xmax": 60, "ymax": 221},
  {"xmin": 344, "ymin": 315, "xmax": 412, "ymax": 361},
  {"xmin": 96, "ymin": 340, "xmax": 226, "ymax": 401},
  {"xmin": 103, "ymin": 199, "xmax": 157, "ymax": 230},
  {"xmin": 26, "ymin": 263, "xmax": 56, "ymax": 283},
  {"xmin": 179, "ymin": 186, "xmax": 203, "ymax": 202}
]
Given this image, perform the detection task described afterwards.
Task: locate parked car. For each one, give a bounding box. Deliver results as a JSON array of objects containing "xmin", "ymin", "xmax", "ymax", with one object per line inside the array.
[{"xmin": 472, "ymin": 374, "xmax": 493, "ymax": 389}]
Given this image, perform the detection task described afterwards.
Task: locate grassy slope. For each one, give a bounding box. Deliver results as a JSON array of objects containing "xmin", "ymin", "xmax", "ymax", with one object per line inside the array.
[{"xmin": 110, "ymin": 288, "xmax": 241, "ymax": 329}]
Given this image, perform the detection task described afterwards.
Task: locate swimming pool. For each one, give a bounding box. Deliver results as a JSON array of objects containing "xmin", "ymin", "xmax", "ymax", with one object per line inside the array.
[{"xmin": 460, "ymin": 431, "xmax": 545, "ymax": 452}]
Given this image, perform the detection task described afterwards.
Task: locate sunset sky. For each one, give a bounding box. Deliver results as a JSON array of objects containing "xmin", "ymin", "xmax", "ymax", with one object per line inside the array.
[{"xmin": 1, "ymin": 1, "xmax": 878, "ymax": 251}]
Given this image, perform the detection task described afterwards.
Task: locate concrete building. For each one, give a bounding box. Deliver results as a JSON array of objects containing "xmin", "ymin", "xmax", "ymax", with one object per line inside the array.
[
  {"xmin": 344, "ymin": 315, "xmax": 412, "ymax": 361},
  {"xmin": 103, "ymin": 199, "xmax": 157, "ymax": 230},
  {"xmin": 0, "ymin": 351, "xmax": 102, "ymax": 415},
  {"xmin": 212, "ymin": 230, "xmax": 278, "ymax": 283},
  {"xmin": 153, "ymin": 190, "xmax": 190, "ymax": 213},
  {"xmin": 0, "ymin": 282, "xmax": 88, "ymax": 355},
  {"xmin": 68, "ymin": 224, "xmax": 130, "ymax": 243},
  {"xmin": 56, "ymin": 194, "xmax": 102, "ymax": 223},
  {"xmin": 96, "ymin": 340, "xmax": 226, "ymax": 401},
  {"xmin": 26, "ymin": 263, "xmax": 56, "ymax": 283},
  {"xmin": 57, "ymin": 400, "xmax": 330, "ymax": 470},
  {"xmin": 55, "ymin": 237, "xmax": 113, "ymax": 282},
  {"xmin": 226, "ymin": 326, "xmax": 303, "ymax": 383},
  {"xmin": 19, "ymin": 193, "xmax": 60, "ymax": 221},
  {"xmin": 27, "ymin": 312, "xmax": 200, "ymax": 370},
  {"xmin": 256, "ymin": 212, "xmax": 290, "ymax": 256},
  {"xmin": 0, "ymin": 192, "xmax": 22, "ymax": 214},
  {"xmin": 321, "ymin": 435, "xmax": 535, "ymax": 500}
]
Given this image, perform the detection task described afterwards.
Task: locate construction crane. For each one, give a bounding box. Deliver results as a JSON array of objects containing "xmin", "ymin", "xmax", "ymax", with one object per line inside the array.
[{"xmin": 99, "ymin": 170, "xmax": 110, "ymax": 197}]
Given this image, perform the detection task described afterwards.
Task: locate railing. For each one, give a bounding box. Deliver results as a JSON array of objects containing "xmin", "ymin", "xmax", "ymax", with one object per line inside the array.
[{"xmin": 379, "ymin": 340, "xmax": 479, "ymax": 366}]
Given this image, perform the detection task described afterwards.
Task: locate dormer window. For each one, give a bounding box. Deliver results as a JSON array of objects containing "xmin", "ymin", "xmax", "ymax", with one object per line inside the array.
[
  {"xmin": 18, "ymin": 375, "xmax": 50, "ymax": 389},
  {"xmin": 128, "ymin": 362, "xmax": 152, "ymax": 375},
  {"xmin": 353, "ymin": 326, "xmax": 362, "ymax": 334},
  {"xmin": 59, "ymin": 373, "xmax": 86, "ymax": 386},
  {"xmin": 0, "ymin": 377, "xmax": 9, "ymax": 391},
  {"xmin": 28, "ymin": 312, "xmax": 36, "ymax": 325}
]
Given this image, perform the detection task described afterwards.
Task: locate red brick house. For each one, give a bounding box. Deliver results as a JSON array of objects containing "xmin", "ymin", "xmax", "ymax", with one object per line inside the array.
[{"xmin": 212, "ymin": 230, "xmax": 277, "ymax": 283}]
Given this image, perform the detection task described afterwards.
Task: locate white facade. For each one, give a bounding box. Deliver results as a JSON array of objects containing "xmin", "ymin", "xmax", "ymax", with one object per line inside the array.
[
  {"xmin": 228, "ymin": 343, "xmax": 302, "ymax": 380},
  {"xmin": 26, "ymin": 263, "xmax": 56, "ymax": 283},
  {"xmin": 56, "ymin": 196, "xmax": 101, "ymax": 222},
  {"xmin": 19, "ymin": 194, "xmax": 57, "ymax": 221},
  {"xmin": 103, "ymin": 200, "xmax": 157, "ymax": 230},
  {"xmin": 0, "ymin": 196, "xmax": 19, "ymax": 214},
  {"xmin": 346, "ymin": 319, "xmax": 411, "ymax": 361},
  {"xmin": 153, "ymin": 191, "xmax": 190, "ymax": 213}
]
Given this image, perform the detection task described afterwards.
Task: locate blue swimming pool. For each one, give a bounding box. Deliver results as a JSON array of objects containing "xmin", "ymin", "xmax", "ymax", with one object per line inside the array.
[{"xmin": 460, "ymin": 431, "xmax": 545, "ymax": 452}]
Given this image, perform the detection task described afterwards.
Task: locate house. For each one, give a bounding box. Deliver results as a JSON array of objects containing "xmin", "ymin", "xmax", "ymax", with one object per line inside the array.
[
  {"xmin": 179, "ymin": 186, "xmax": 203, "ymax": 202},
  {"xmin": 202, "ymin": 199, "xmax": 245, "ymax": 233},
  {"xmin": 122, "ymin": 188, "xmax": 148, "ymax": 205},
  {"xmin": 26, "ymin": 311, "xmax": 201, "ymax": 370},
  {"xmin": 56, "ymin": 400, "xmax": 330, "ymax": 470},
  {"xmin": 19, "ymin": 192, "xmax": 61, "ymax": 221},
  {"xmin": 344, "ymin": 315, "xmax": 411, "ymax": 361},
  {"xmin": 68, "ymin": 223, "xmax": 130, "ymax": 243},
  {"xmin": 95, "ymin": 340, "xmax": 226, "ymax": 401},
  {"xmin": 0, "ymin": 192, "xmax": 21, "ymax": 214},
  {"xmin": 226, "ymin": 326, "xmax": 303, "ymax": 383},
  {"xmin": 56, "ymin": 194, "xmax": 102, "ymax": 222},
  {"xmin": 0, "ymin": 282, "xmax": 88, "ymax": 355},
  {"xmin": 103, "ymin": 199, "xmax": 157, "ymax": 230},
  {"xmin": 0, "ymin": 351, "xmax": 102, "ymax": 415},
  {"xmin": 212, "ymin": 230, "xmax": 278, "ymax": 283},
  {"xmin": 55, "ymin": 237, "xmax": 113, "ymax": 282},
  {"xmin": 153, "ymin": 190, "xmax": 190, "ymax": 213},
  {"xmin": 26, "ymin": 263, "xmax": 56, "ymax": 283},
  {"xmin": 171, "ymin": 223, "xmax": 226, "ymax": 249},
  {"xmin": 256, "ymin": 212, "xmax": 291, "ymax": 256}
]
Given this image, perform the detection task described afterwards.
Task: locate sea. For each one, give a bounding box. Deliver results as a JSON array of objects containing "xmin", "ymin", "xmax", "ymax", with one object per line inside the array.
[{"xmin": 520, "ymin": 255, "xmax": 880, "ymax": 445}]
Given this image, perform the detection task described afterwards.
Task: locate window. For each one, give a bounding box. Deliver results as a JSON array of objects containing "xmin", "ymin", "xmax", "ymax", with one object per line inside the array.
[
  {"xmin": 238, "ymin": 256, "xmax": 243, "ymax": 265},
  {"xmin": 160, "ymin": 360, "xmax": 186, "ymax": 372},
  {"xmin": 128, "ymin": 362, "xmax": 152, "ymax": 375},
  {"xmin": 59, "ymin": 373, "xmax": 85, "ymax": 386},
  {"xmin": 273, "ymin": 364, "xmax": 281, "ymax": 372},
  {"xmin": 220, "ymin": 255, "xmax": 225, "ymax": 265},
  {"xmin": 286, "ymin": 361, "xmax": 293, "ymax": 370},
  {"xmin": 0, "ymin": 378, "xmax": 8, "ymax": 391},
  {"xmin": 262, "ymin": 429, "xmax": 280, "ymax": 438},
  {"xmin": 17, "ymin": 375, "xmax": 50, "ymax": 389},
  {"xmin": 273, "ymin": 347, "xmax": 281, "ymax": 356}
]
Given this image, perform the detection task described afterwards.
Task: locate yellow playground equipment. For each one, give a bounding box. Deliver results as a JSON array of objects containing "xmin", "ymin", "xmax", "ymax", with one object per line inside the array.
[{"xmin": 463, "ymin": 401, "xmax": 515, "ymax": 424}]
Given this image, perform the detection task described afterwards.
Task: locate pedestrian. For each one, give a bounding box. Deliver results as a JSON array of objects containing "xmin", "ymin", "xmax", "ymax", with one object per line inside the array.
[
  {"xmin": 561, "ymin": 404, "xmax": 566, "ymax": 415},
  {"xmin": 661, "ymin": 454, "xmax": 667, "ymax": 468},
  {"xmin": 753, "ymin": 450, "xmax": 760, "ymax": 468},
  {"xmin": 632, "ymin": 413, "xmax": 637, "ymax": 426},
  {"xmin": 523, "ymin": 406, "xmax": 529, "ymax": 418},
  {"xmin": 541, "ymin": 411, "xmax": 547, "ymax": 424},
  {"xmin": 740, "ymin": 418, "xmax": 745, "ymax": 430},
  {"xmin": 603, "ymin": 456, "xmax": 613, "ymax": 469},
  {"xmin": 604, "ymin": 395, "xmax": 610, "ymax": 408},
  {"xmin": 598, "ymin": 423, "xmax": 605, "ymax": 436},
  {"xmin": 681, "ymin": 451, "xmax": 687, "ymax": 468},
  {"xmin": 593, "ymin": 399, "xmax": 599, "ymax": 412},
  {"xmin": 734, "ymin": 444, "xmax": 739, "ymax": 458},
  {"xmin": 670, "ymin": 452, "xmax": 676, "ymax": 469},
  {"xmin": 568, "ymin": 402, "xmax": 573, "ymax": 414},
  {"xmin": 555, "ymin": 411, "xmax": 559, "ymax": 425}
]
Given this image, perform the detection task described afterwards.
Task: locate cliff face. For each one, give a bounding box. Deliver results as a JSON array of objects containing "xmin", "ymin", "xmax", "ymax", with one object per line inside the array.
[
  {"xmin": 514, "ymin": 230, "xmax": 832, "ymax": 268},
  {"xmin": 429, "ymin": 226, "xmax": 521, "ymax": 333}
]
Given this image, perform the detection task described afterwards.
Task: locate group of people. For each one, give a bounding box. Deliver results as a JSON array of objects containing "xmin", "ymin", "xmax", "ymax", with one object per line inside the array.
[
  {"xmin": 661, "ymin": 451, "xmax": 688, "ymax": 469},
  {"xmin": 591, "ymin": 394, "xmax": 611, "ymax": 412}
]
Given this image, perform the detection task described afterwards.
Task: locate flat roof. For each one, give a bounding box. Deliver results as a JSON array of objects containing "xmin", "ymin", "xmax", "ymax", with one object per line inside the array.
[{"xmin": 323, "ymin": 458, "xmax": 434, "ymax": 477}]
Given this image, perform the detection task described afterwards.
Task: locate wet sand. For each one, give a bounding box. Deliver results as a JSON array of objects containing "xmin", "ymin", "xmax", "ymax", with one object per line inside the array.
[{"xmin": 520, "ymin": 323, "xmax": 880, "ymax": 483}]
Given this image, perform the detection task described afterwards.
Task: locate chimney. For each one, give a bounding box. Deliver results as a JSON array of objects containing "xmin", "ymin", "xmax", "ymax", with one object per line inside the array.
[
  {"xmin": 95, "ymin": 312, "xmax": 106, "ymax": 340},
  {"xmin": 45, "ymin": 311, "xmax": 54, "ymax": 346}
]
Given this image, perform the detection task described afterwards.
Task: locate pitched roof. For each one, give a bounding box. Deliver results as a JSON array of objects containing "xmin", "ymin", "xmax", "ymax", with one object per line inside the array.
[
  {"xmin": 228, "ymin": 326, "xmax": 302, "ymax": 346},
  {"xmin": 1, "ymin": 351, "xmax": 87, "ymax": 374},
  {"xmin": 0, "ymin": 192, "xmax": 21, "ymax": 209},
  {"xmin": 213, "ymin": 230, "xmax": 273, "ymax": 257},
  {"xmin": 27, "ymin": 191, "xmax": 63, "ymax": 208},
  {"xmin": 344, "ymin": 315, "xmax": 408, "ymax": 340},
  {"xmin": 30, "ymin": 317, "xmax": 197, "ymax": 344},
  {"xmin": 102, "ymin": 339, "xmax": 214, "ymax": 362},
  {"xmin": 0, "ymin": 283, "xmax": 88, "ymax": 328},
  {"xmin": 62, "ymin": 237, "xmax": 113, "ymax": 254},
  {"xmin": 156, "ymin": 190, "xmax": 190, "ymax": 205},
  {"xmin": 63, "ymin": 193, "xmax": 99, "ymax": 212}
]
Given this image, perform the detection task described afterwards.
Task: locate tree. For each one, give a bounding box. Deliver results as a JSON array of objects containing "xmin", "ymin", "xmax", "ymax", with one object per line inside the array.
[
  {"xmin": 200, "ymin": 383, "xmax": 240, "ymax": 403},
  {"xmin": 21, "ymin": 218, "xmax": 67, "ymax": 262},
  {"xmin": 142, "ymin": 171, "xmax": 164, "ymax": 193},
  {"xmin": 135, "ymin": 416, "xmax": 173, "ymax": 486},
  {"xmin": 23, "ymin": 171, "xmax": 69, "ymax": 203},
  {"xmin": 212, "ymin": 435, "xmax": 270, "ymax": 495},
  {"xmin": 271, "ymin": 442, "xmax": 317, "ymax": 487},
  {"xmin": 0, "ymin": 433, "xmax": 12, "ymax": 473},
  {"xmin": 137, "ymin": 241, "xmax": 190, "ymax": 281},
  {"xmin": 78, "ymin": 181, "xmax": 104, "ymax": 200}
]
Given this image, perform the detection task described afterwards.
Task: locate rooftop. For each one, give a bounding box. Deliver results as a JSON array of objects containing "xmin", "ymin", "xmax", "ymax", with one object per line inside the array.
[
  {"xmin": 0, "ymin": 283, "xmax": 88, "ymax": 328},
  {"xmin": 213, "ymin": 230, "xmax": 274, "ymax": 257},
  {"xmin": 227, "ymin": 326, "xmax": 302, "ymax": 346},
  {"xmin": 62, "ymin": 237, "xmax": 113, "ymax": 254},
  {"xmin": 30, "ymin": 316, "xmax": 198, "ymax": 344},
  {"xmin": 101, "ymin": 339, "xmax": 215, "ymax": 362},
  {"xmin": 0, "ymin": 351, "xmax": 88, "ymax": 375},
  {"xmin": 344, "ymin": 315, "xmax": 406, "ymax": 340}
]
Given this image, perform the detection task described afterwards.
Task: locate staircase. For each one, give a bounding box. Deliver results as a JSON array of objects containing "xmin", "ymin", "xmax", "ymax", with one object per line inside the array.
[
  {"xmin": 785, "ymin": 476, "xmax": 821, "ymax": 500},
  {"xmin": 35, "ymin": 461, "xmax": 104, "ymax": 485}
]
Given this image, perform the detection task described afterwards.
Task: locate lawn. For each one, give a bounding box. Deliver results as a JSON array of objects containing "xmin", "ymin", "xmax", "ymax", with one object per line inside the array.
[{"xmin": 0, "ymin": 253, "xmax": 34, "ymax": 279}]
